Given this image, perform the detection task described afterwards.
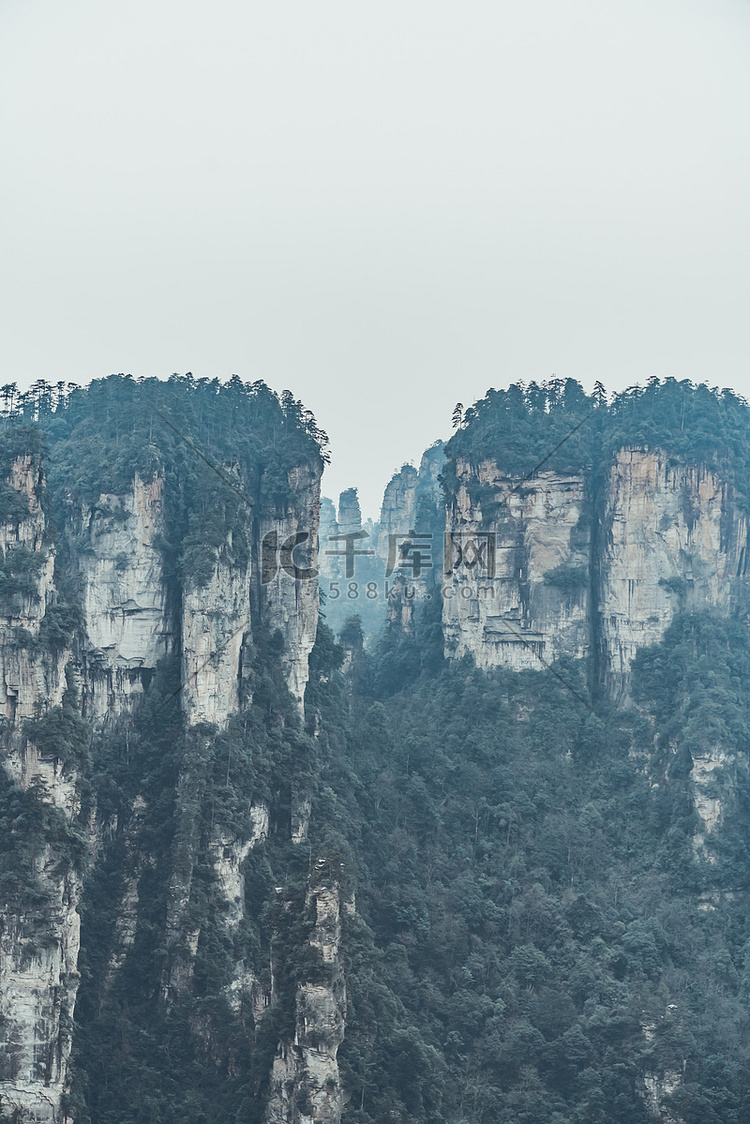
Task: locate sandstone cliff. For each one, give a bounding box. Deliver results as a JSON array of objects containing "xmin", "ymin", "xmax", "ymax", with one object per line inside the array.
[
  {"xmin": 443, "ymin": 458, "xmax": 590, "ymax": 671},
  {"xmin": 0, "ymin": 455, "xmax": 65, "ymax": 727},
  {"xmin": 376, "ymin": 441, "xmax": 445, "ymax": 570},
  {"xmin": 257, "ymin": 463, "xmax": 322, "ymax": 709},
  {"xmin": 0, "ymin": 438, "xmax": 324, "ymax": 1123},
  {"xmin": 0, "ymin": 454, "xmax": 79, "ymax": 1124},
  {"xmin": 72, "ymin": 473, "xmax": 169, "ymax": 723},
  {"xmin": 442, "ymin": 447, "xmax": 750, "ymax": 695},
  {"xmin": 599, "ymin": 448, "xmax": 750, "ymax": 699},
  {"xmin": 266, "ymin": 880, "xmax": 347, "ymax": 1124}
]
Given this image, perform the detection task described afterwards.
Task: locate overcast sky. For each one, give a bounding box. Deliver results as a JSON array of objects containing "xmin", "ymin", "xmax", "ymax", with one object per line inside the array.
[{"xmin": 2, "ymin": 0, "xmax": 750, "ymax": 516}]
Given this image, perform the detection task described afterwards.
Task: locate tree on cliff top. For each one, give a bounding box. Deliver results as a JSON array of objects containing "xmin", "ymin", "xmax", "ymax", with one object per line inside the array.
[{"xmin": 445, "ymin": 377, "xmax": 750, "ymax": 507}]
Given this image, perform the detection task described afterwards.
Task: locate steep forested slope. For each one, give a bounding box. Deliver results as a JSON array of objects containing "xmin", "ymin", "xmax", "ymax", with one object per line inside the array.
[
  {"xmin": 309, "ymin": 609, "xmax": 750, "ymax": 1124},
  {"xmin": 1, "ymin": 376, "xmax": 750, "ymax": 1124}
]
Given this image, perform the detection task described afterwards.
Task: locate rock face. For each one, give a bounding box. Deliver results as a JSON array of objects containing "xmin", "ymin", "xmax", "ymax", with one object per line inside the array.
[
  {"xmin": 0, "ymin": 446, "xmax": 324, "ymax": 1123},
  {"xmin": 377, "ymin": 442, "xmax": 445, "ymax": 570},
  {"xmin": 443, "ymin": 448, "xmax": 750, "ymax": 692},
  {"xmin": 266, "ymin": 882, "xmax": 347, "ymax": 1124},
  {"xmin": 164, "ymin": 462, "xmax": 321, "ymax": 1014},
  {"xmin": 443, "ymin": 459, "xmax": 590, "ymax": 671},
  {"xmin": 0, "ymin": 875, "xmax": 81, "ymax": 1124},
  {"xmin": 641, "ymin": 1016, "xmax": 685, "ymax": 1124},
  {"xmin": 0, "ymin": 456, "xmax": 64, "ymax": 726},
  {"xmin": 73, "ymin": 473, "xmax": 169, "ymax": 722},
  {"xmin": 336, "ymin": 488, "xmax": 362, "ymax": 541},
  {"xmin": 258, "ymin": 463, "xmax": 322, "ymax": 709},
  {"xmin": 0, "ymin": 456, "xmax": 79, "ymax": 1124},
  {"xmin": 378, "ymin": 465, "xmax": 419, "ymax": 556},
  {"xmin": 184, "ymin": 462, "xmax": 321, "ymax": 724},
  {"xmin": 182, "ymin": 546, "xmax": 251, "ymax": 727},
  {"xmin": 691, "ymin": 744, "xmax": 735, "ymax": 858},
  {"xmin": 599, "ymin": 449, "xmax": 750, "ymax": 698},
  {"xmin": 642, "ymin": 1071, "xmax": 684, "ymax": 1124},
  {"xmin": 318, "ymin": 488, "xmax": 369, "ymax": 577},
  {"xmin": 318, "ymin": 498, "xmax": 338, "ymax": 567},
  {"xmin": 210, "ymin": 803, "xmax": 269, "ymax": 929}
]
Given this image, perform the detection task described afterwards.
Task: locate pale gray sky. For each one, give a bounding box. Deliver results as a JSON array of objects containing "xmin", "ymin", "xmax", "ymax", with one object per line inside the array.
[{"xmin": 2, "ymin": 0, "xmax": 750, "ymax": 516}]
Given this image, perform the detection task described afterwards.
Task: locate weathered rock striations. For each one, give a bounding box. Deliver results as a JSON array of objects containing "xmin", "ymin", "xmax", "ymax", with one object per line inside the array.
[
  {"xmin": 599, "ymin": 448, "xmax": 750, "ymax": 698},
  {"xmin": 13, "ymin": 379, "xmax": 750, "ymax": 1124},
  {"xmin": 0, "ymin": 879, "xmax": 81, "ymax": 1124},
  {"xmin": 376, "ymin": 441, "xmax": 445, "ymax": 567},
  {"xmin": 443, "ymin": 459, "xmax": 590, "ymax": 671},
  {"xmin": 257, "ymin": 463, "xmax": 322, "ymax": 709},
  {"xmin": 443, "ymin": 448, "xmax": 750, "ymax": 693},
  {"xmin": 378, "ymin": 465, "xmax": 418, "ymax": 556},
  {"xmin": 72, "ymin": 473, "xmax": 169, "ymax": 722},
  {"xmin": 163, "ymin": 801, "xmax": 272, "ymax": 1014},
  {"xmin": 1, "ymin": 444, "xmax": 325, "ymax": 1122},
  {"xmin": 0, "ymin": 456, "xmax": 79, "ymax": 1124},
  {"xmin": 317, "ymin": 497, "xmax": 338, "ymax": 566},
  {"xmin": 182, "ymin": 546, "xmax": 251, "ymax": 727},
  {"xmin": 266, "ymin": 881, "xmax": 347, "ymax": 1124},
  {"xmin": 0, "ymin": 456, "xmax": 65, "ymax": 727},
  {"xmin": 335, "ymin": 488, "xmax": 362, "ymax": 542},
  {"xmin": 70, "ymin": 459, "xmax": 321, "ymax": 731},
  {"xmin": 212, "ymin": 805, "xmax": 269, "ymax": 924},
  {"xmin": 166, "ymin": 462, "xmax": 321, "ymax": 1010}
]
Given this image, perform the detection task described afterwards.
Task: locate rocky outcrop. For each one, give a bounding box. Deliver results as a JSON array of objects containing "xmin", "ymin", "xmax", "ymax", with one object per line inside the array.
[
  {"xmin": 210, "ymin": 803, "xmax": 269, "ymax": 929},
  {"xmin": 377, "ymin": 442, "xmax": 444, "ymax": 567},
  {"xmin": 0, "ymin": 456, "xmax": 79, "ymax": 1124},
  {"xmin": 1, "ymin": 442, "xmax": 325, "ymax": 1122},
  {"xmin": 103, "ymin": 795, "xmax": 147, "ymax": 987},
  {"xmin": 0, "ymin": 871, "xmax": 81, "ymax": 1124},
  {"xmin": 317, "ymin": 488, "xmax": 380, "ymax": 639},
  {"xmin": 599, "ymin": 449, "xmax": 750, "ymax": 698},
  {"xmin": 72, "ymin": 473, "xmax": 169, "ymax": 722},
  {"xmin": 386, "ymin": 573, "xmax": 417, "ymax": 635},
  {"xmin": 318, "ymin": 489, "xmax": 372, "ymax": 580},
  {"xmin": 182, "ymin": 545, "xmax": 251, "ymax": 727},
  {"xmin": 266, "ymin": 881, "xmax": 347, "ymax": 1124},
  {"xmin": 69, "ymin": 460, "xmax": 321, "ymax": 731},
  {"xmin": 258, "ymin": 463, "xmax": 322, "ymax": 708},
  {"xmin": 211, "ymin": 804, "xmax": 271, "ymax": 1021},
  {"xmin": 641, "ymin": 1012, "xmax": 685, "ymax": 1123},
  {"xmin": 336, "ymin": 489, "xmax": 362, "ymax": 541},
  {"xmin": 0, "ymin": 456, "xmax": 65, "ymax": 725},
  {"xmin": 443, "ymin": 448, "xmax": 750, "ymax": 693},
  {"xmin": 318, "ymin": 498, "xmax": 338, "ymax": 565},
  {"xmin": 642, "ymin": 1071, "xmax": 684, "ymax": 1124},
  {"xmin": 378, "ymin": 465, "xmax": 418, "ymax": 554},
  {"xmin": 691, "ymin": 744, "xmax": 733, "ymax": 857},
  {"xmin": 318, "ymin": 444, "xmax": 444, "ymax": 644},
  {"xmin": 443, "ymin": 459, "xmax": 590, "ymax": 671}
]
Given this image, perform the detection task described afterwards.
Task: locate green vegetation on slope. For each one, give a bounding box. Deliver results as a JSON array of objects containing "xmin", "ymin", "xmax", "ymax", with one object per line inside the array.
[
  {"xmin": 1, "ymin": 374, "xmax": 327, "ymax": 503},
  {"xmin": 3, "ymin": 377, "xmax": 750, "ymax": 1123},
  {"xmin": 308, "ymin": 608, "xmax": 750, "ymax": 1124},
  {"xmin": 445, "ymin": 377, "xmax": 750, "ymax": 510},
  {"xmin": 67, "ymin": 628, "xmax": 328, "ymax": 1124}
]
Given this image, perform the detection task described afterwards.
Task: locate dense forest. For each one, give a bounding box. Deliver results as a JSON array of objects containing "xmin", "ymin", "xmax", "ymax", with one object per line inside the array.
[
  {"xmin": 2, "ymin": 376, "xmax": 750, "ymax": 1124},
  {"xmin": 324, "ymin": 609, "xmax": 750, "ymax": 1124},
  {"xmin": 445, "ymin": 376, "xmax": 750, "ymax": 508}
]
